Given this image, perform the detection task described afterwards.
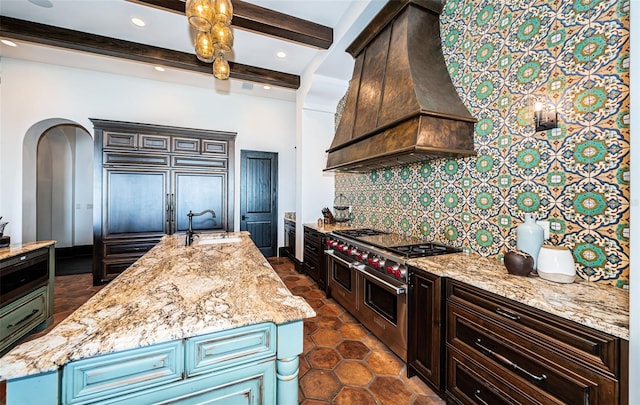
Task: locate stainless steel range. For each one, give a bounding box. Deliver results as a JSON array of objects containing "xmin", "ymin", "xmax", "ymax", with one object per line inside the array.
[{"xmin": 325, "ymin": 229, "xmax": 461, "ymax": 362}]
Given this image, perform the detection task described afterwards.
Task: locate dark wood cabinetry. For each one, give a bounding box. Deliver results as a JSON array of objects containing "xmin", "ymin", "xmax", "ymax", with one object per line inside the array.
[
  {"xmin": 302, "ymin": 226, "xmax": 326, "ymax": 291},
  {"xmin": 92, "ymin": 119, "xmax": 235, "ymax": 285},
  {"xmin": 280, "ymin": 219, "xmax": 296, "ymax": 264},
  {"xmin": 407, "ymin": 267, "xmax": 443, "ymax": 392},
  {"xmin": 445, "ymin": 279, "xmax": 626, "ymax": 405}
]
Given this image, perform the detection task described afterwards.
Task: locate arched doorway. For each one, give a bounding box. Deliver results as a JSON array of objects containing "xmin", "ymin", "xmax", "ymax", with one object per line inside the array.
[{"xmin": 22, "ymin": 119, "xmax": 93, "ymax": 267}]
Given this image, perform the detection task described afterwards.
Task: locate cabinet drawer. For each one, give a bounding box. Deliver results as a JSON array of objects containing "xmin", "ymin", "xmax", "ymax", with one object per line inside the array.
[
  {"xmin": 139, "ymin": 134, "xmax": 170, "ymax": 152},
  {"xmin": 101, "ymin": 259, "xmax": 136, "ymax": 278},
  {"xmin": 448, "ymin": 301, "xmax": 613, "ymax": 404},
  {"xmin": 172, "ymin": 155, "xmax": 228, "ymax": 169},
  {"xmin": 186, "ymin": 323, "xmax": 276, "ymax": 377},
  {"xmin": 63, "ymin": 340, "xmax": 184, "ymax": 404},
  {"xmin": 103, "ymin": 152, "xmax": 169, "ymax": 167},
  {"xmin": 447, "ymin": 346, "xmax": 540, "ymax": 405},
  {"xmin": 446, "ymin": 280, "xmax": 619, "ymax": 375},
  {"xmin": 103, "ymin": 131, "xmax": 137, "ymax": 149},
  {"xmin": 0, "ymin": 286, "xmax": 48, "ymax": 347},
  {"xmin": 0, "ymin": 248, "xmax": 48, "ymax": 270},
  {"xmin": 172, "ymin": 137, "xmax": 200, "ymax": 154},
  {"xmin": 103, "ymin": 239, "xmax": 159, "ymax": 258},
  {"xmin": 202, "ymin": 139, "xmax": 228, "ymax": 156},
  {"xmin": 109, "ymin": 358, "xmax": 275, "ymax": 404}
]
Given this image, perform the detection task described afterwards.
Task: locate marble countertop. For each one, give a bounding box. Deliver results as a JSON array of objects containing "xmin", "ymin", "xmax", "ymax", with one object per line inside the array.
[
  {"xmin": 0, "ymin": 232, "xmax": 315, "ymax": 381},
  {"xmin": 407, "ymin": 253, "xmax": 629, "ymax": 340},
  {"xmin": 302, "ymin": 222, "xmax": 357, "ymax": 234},
  {"xmin": 284, "ymin": 212, "xmax": 296, "ymax": 222},
  {"xmin": 0, "ymin": 240, "xmax": 55, "ymax": 261}
]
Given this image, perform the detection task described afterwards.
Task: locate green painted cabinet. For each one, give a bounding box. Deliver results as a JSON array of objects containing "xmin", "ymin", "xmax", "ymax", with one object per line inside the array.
[{"xmin": 6, "ymin": 321, "xmax": 303, "ymax": 405}]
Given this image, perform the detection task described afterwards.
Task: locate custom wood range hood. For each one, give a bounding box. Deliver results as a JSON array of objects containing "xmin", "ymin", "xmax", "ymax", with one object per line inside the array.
[{"xmin": 325, "ymin": 0, "xmax": 477, "ymax": 172}]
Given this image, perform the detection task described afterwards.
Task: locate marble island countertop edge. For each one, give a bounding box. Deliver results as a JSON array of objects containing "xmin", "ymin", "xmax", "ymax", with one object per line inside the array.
[{"xmin": 0, "ymin": 232, "xmax": 315, "ymax": 381}]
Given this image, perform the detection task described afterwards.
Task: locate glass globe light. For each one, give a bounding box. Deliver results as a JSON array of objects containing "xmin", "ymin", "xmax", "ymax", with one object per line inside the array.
[
  {"xmin": 213, "ymin": 55, "xmax": 230, "ymax": 80},
  {"xmin": 212, "ymin": 22, "xmax": 234, "ymax": 53},
  {"xmin": 186, "ymin": 0, "xmax": 214, "ymax": 31},
  {"xmin": 213, "ymin": 0, "xmax": 233, "ymax": 24},
  {"xmin": 195, "ymin": 31, "xmax": 214, "ymax": 63}
]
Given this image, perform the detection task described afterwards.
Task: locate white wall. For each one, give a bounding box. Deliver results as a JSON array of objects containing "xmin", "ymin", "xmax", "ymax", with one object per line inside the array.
[
  {"xmin": 73, "ymin": 127, "xmax": 94, "ymax": 245},
  {"xmin": 0, "ymin": 57, "xmax": 297, "ymax": 247}
]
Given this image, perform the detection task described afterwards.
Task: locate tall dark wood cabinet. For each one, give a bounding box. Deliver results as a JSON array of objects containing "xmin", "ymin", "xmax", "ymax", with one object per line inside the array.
[
  {"xmin": 302, "ymin": 226, "xmax": 326, "ymax": 291},
  {"xmin": 92, "ymin": 119, "xmax": 236, "ymax": 285},
  {"xmin": 407, "ymin": 266, "xmax": 443, "ymax": 392}
]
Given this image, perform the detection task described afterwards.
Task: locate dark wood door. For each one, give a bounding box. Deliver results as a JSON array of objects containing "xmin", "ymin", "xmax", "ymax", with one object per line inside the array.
[{"xmin": 240, "ymin": 150, "xmax": 278, "ymax": 257}]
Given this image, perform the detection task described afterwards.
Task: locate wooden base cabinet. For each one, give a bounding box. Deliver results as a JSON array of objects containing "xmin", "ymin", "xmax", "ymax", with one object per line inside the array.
[
  {"xmin": 407, "ymin": 267, "xmax": 443, "ymax": 392},
  {"xmin": 280, "ymin": 219, "xmax": 296, "ymax": 264},
  {"xmin": 445, "ymin": 280, "xmax": 626, "ymax": 404},
  {"xmin": 302, "ymin": 226, "xmax": 326, "ymax": 291}
]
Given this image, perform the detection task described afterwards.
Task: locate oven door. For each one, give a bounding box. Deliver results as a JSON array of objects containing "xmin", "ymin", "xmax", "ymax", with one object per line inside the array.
[
  {"xmin": 326, "ymin": 250, "xmax": 358, "ymax": 316},
  {"xmin": 357, "ymin": 268, "xmax": 407, "ymax": 361}
]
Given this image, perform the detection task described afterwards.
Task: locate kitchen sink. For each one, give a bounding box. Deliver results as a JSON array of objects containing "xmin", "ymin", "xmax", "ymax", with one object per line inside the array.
[{"xmin": 195, "ymin": 236, "xmax": 242, "ymax": 245}]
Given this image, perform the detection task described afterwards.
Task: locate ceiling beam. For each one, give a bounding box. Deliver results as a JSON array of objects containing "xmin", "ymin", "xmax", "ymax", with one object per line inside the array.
[
  {"xmin": 0, "ymin": 16, "xmax": 300, "ymax": 89},
  {"xmin": 132, "ymin": 0, "xmax": 333, "ymax": 49}
]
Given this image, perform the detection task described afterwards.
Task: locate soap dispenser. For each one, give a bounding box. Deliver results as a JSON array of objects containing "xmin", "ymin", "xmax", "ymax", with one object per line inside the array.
[{"xmin": 516, "ymin": 213, "xmax": 544, "ymax": 269}]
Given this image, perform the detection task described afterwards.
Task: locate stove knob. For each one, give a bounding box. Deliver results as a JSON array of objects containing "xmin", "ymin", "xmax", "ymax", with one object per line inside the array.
[
  {"xmin": 341, "ymin": 244, "xmax": 349, "ymax": 252},
  {"xmin": 326, "ymin": 240, "xmax": 333, "ymax": 247},
  {"xmin": 392, "ymin": 266, "xmax": 407, "ymax": 279},
  {"xmin": 367, "ymin": 256, "xmax": 375, "ymax": 265},
  {"xmin": 375, "ymin": 259, "xmax": 385, "ymax": 269},
  {"xmin": 386, "ymin": 265, "xmax": 397, "ymax": 275},
  {"xmin": 358, "ymin": 252, "xmax": 368, "ymax": 261}
]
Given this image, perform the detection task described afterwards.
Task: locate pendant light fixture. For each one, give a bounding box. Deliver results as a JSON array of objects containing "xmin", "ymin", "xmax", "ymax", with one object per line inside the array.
[{"xmin": 186, "ymin": 0, "xmax": 233, "ymax": 80}]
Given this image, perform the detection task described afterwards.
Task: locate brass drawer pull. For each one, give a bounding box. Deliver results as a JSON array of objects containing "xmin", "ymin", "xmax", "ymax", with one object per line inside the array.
[
  {"xmin": 8, "ymin": 309, "xmax": 39, "ymax": 328},
  {"xmin": 474, "ymin": 389, "xmax": 489, "ymax": 405},
  {"xmin": 495, "ymin": 308, "xmax": 520, "ymax": 321},
  {"xmin": 475, "ymin": 338, "xmax": 547, "ymax": 382}
]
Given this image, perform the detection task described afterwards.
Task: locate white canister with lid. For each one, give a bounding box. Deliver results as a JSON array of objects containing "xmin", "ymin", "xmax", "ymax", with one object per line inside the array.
[{"xmin": 537, "ymin": 244, "xmax": 576, "ymax": 283}]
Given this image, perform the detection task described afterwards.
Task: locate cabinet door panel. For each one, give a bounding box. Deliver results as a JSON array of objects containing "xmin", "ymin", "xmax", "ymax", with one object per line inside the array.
[
  {"xmin": 174, "ymin": 172, "xmax": 225, "ymax": 232},
  {"xmin": 105, "ymin": 170, "xmax": 168, "ymax": 235}
]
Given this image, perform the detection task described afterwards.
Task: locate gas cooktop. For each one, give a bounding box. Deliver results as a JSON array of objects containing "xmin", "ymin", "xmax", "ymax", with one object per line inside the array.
[{"xmin": 331, "ymin": 228, "xmax": 461, "ymax": 258}]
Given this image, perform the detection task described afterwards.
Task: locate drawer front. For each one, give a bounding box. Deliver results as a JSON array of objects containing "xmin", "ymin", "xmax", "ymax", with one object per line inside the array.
[
  {"xmin": 139, "ymin": 134, "xmax": 170, "ymax": 152},
  {"xmin": 447, "ymin": 347, "xmax": 541, "ymax": 405},
  {"xmin": 103, "ymin": 152, "xmax": 169, "ymax": 167},
  {"xmin": 448, "ymin": 302, "xmax": 598, "ymax": 404},
  {"xmin": 186, "ymin": 323, "xmax": 276, "ymax": 377},
  {"xmin": 63, "ymin": 340, "xmax": 184, "ymax": 405},
  {"xmin": 172, "ymin": 155, "xmax": 228, "ymax": 169},
  {"xmin": 108, "ymin": 359, "xmax": 275, "ymax": 404},
  {"xmin": 103, "ymin": 240, "xmax": 159, "ymax": 258},
  {"xmin": 202, "ymin": 139, "xmax": 228, "ymax": 156},
  {"xmin": 447, "ymin": 280, "xmax": 618, "ymax": 374},
  {"xmin": 172, "ymin": 137, "xmax": 200, "ymax": 154},
  {"xmin": 104, "ymin": 131, "xmax": 137, "ymax": 149},
  {"xmin": 0, "ymin": 287, "xmax": 47, "ymax": 347}
]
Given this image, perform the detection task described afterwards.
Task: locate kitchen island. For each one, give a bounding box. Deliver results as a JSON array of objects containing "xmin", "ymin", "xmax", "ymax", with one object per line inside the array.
[{"xmin": 0, "ymin": 232, "xmax": 315, "ymax": 404}]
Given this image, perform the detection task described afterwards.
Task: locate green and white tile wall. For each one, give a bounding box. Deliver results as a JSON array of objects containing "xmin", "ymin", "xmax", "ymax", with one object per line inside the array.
[{"xmin": 334, "ymin": 0, "xmax": 630, "ymax": 286}]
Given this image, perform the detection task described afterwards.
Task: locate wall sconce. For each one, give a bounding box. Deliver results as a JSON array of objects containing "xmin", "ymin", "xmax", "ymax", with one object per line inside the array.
[{"xmin": 534, "ymin": 101, "xmax": 558, "ymax": 132}]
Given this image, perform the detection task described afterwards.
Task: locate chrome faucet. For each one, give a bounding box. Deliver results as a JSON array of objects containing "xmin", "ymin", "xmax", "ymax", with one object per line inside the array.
[{"xmin": 185, "ymin": 209, "xmax": 216, "ymax": 246}]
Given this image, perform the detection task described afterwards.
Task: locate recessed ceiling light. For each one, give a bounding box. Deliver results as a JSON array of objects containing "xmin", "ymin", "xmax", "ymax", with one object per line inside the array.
[
  {"xmin": 154, "ymin": 66, "xmax": 165, "ymax": 72},
  {"xmin": 1, "ymin": 39, "xmax": 17, "ymax": 47},
  {"xmin": 263, "ymin": 85, "xmax": 271, "ymax": 90},
  {"xmin": 131, "ymin": 17, "xmax": 146, "ymax": 27},
  {"xmin": 276, "ymin": 51, "xmax": 287, "ymax": 59}
]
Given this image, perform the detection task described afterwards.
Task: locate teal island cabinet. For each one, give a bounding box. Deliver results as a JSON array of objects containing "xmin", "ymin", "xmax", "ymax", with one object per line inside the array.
[{"xmin": 0, "ymin": 232, "xmax": 315, "ymax": 404}]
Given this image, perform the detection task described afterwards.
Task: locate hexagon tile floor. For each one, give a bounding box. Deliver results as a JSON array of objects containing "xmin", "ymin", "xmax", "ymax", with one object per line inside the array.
[{"xmin": 268, "ymin": 257, "xmax": 445, "ymax": 405}]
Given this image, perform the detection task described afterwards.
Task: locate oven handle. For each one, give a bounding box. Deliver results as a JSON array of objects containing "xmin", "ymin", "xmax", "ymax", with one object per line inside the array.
[
  {"xmin": 355, "ymin": 266, "xmax": 406, "ymax": 295},
  {"xmin": 325, "ymin": 250, "xmax": 357, "ymax": 269}
]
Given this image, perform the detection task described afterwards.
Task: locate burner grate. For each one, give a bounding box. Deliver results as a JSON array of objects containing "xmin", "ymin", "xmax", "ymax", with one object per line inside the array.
[{"xmin": 386, "ymin": 243, "xmax": 461, "ymax": 258}]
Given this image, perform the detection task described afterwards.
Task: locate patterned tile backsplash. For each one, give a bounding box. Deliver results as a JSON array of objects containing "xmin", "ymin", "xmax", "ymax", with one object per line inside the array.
[{"xmin": 334, "ymin": 0, "xmax": 629, "ymax": 286}]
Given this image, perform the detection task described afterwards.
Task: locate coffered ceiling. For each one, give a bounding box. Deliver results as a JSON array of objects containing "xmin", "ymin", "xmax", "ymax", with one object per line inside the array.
[{"xmin": 0, "ymin": 0, "xmax": 387, "ymax": 101}]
